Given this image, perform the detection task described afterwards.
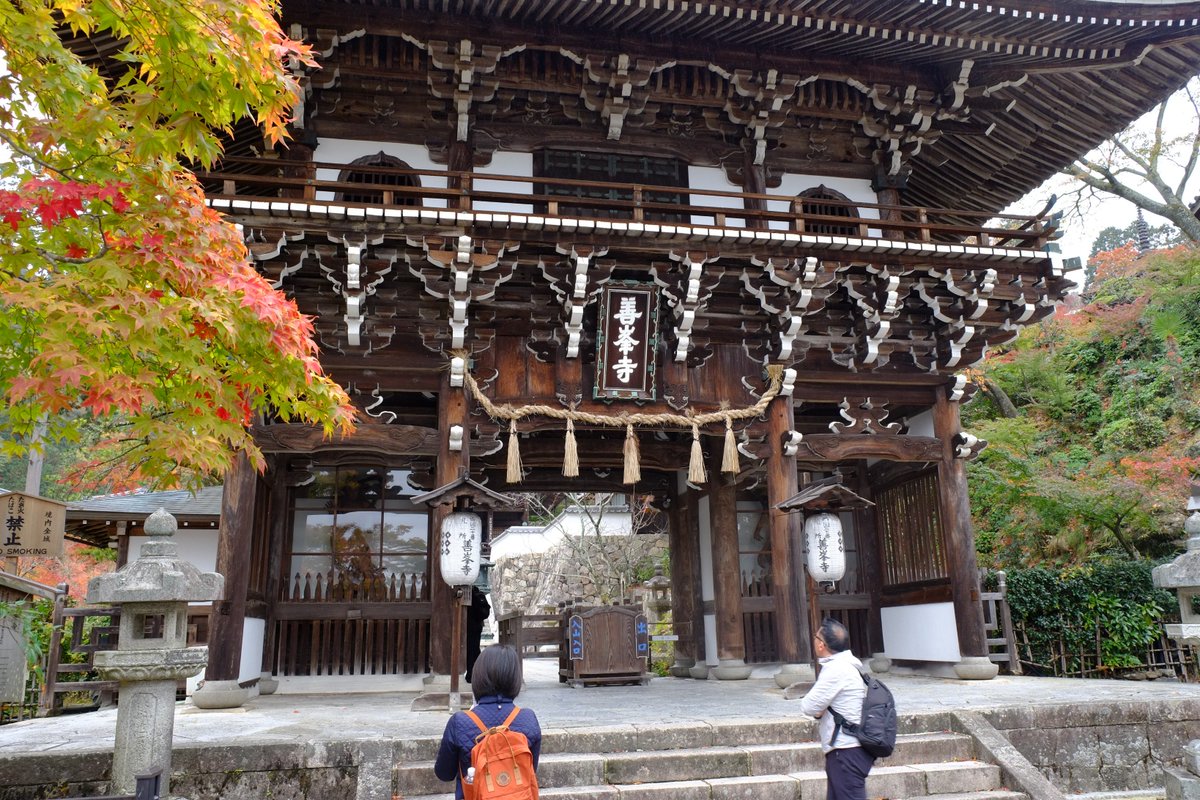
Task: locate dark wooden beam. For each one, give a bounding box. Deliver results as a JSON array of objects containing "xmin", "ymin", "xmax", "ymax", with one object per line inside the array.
[
  {"xmin": 932, "ymin": 393, "xmax": 988, "ymax": 660},
  {"xmin": 666, "ymin": 474, "xmax": 701, "ymax": 672},
  {"xmin": 793, "ymin": 434, "xmax": 943, "ymax": 463},
  {"xmin": 708, "ymin": 446, "xmax": 746, "ymax": 667},
  {"xmin": 766, "ymin": 394, "xmax": 806, "ymax": 665},
  {"xmin": 206, "ymin": 453, "xmax": 257, "ymax": 682},
  {"xmin": 251, "ymin": 422, "xmax": 440, "ymax": 456}
]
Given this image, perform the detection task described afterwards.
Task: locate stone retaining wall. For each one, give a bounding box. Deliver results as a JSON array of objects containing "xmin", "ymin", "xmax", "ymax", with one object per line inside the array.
[
  {"xmin": 492, "ymin": 534, "xmax": 667, "ymax": 617},
  {"xmin": 982, "ymin": 698, "xmax": 1200, "ymax": 794}
]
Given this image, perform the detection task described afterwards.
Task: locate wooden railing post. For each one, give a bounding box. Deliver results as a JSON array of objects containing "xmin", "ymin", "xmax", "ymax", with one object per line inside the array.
[
  {"xmin": 632, "ymin": 185, "xmax": 644, "ymax": 221},
  {"xmin": 37, "ymin": 586, "xmax": 68, "ymax": 717},
  {"xmin": 918, "ymin": 208, "xmax": 931, "ymax": 242},
  {"xmin": 459, "ymin": 172, "xmax": 473, "ymax": 212}
]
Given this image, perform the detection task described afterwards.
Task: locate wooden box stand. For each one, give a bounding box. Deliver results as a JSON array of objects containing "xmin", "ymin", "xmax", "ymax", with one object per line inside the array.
[{"xmin": 559, "ymin": 600, "xmax": 650, "ymax": 688}]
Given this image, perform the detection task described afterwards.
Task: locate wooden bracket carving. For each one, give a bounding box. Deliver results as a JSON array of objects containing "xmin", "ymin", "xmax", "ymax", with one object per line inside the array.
[
  {"xmin": 563, "ymin": 51, "xmax": 671, "ymax": 141},
  {"xmin": 830, "ymin": 397, "xmax": 904, "ymax": 436},
  {"xmin": 652, "ymin": 251, "xmax": 722, "ymax": 364},
  {"xmin": 407, "ymin": 235, "xmax": 517, "ymax": 352},
  {"xmin": 539, "ymin": 243, "xmax": 613, "ymax": 359}
]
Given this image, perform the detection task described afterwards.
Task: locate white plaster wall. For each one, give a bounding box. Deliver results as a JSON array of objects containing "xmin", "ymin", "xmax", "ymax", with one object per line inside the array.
[
  {"xmin": 696, "ymin": 492, "xmax": 718, "ymax": 667},
  {"xmin": 240, "ymin": 617, "xmax": 265, "ymax": 684},
  {"xmin": 880, "ymin": 602, "xmax": 961, "ymax": 662},
  {"xmin": 687, "ymin": 165, "xmax": 745, "ymax": 228},
  {"xmin": 767, "ymin": 173, "xmax": 880, "ymax": 233},
  {"xmin": 128, "ymin": 529, "xmax": 217, "ymax": 573},
  {"xmin": 906, "ymin": 409, "xmax": 934, "ymax": 438},
  {"xmin": 474, "ymin": 151, "xmax": 533, "ymax": 213},
  {"xmin": 490, "ymin": 527, "xmax": 563, "ymax": 560},
  {"xmin": 312, "ymin": 139, "xmax": 448, "ymax": 207}
]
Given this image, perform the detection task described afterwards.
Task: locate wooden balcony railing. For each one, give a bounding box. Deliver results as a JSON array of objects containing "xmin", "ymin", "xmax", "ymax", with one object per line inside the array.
[{"xmin": 197, "ymin": 156, "xmax": 1058, "ymax": 250}]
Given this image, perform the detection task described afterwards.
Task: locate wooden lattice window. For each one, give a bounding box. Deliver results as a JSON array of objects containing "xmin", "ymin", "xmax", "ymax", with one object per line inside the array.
[
  {"xmin": 336, "ymin": 152, "xmax": 419, "ymax": 205},
  {"xmin": 536, "ymin": 150, "xmax": 687, "ymax": 220},
  {"xmin": 796, "ymin": 186, "xmax": 861, "ymax": 236},
  {"xmin": 875, "ymin": 470, "xmax": 949, "ymax": 588},
  {"xmin": 285, "ymin": 465, "xmax": 428, "ymax": 600}
]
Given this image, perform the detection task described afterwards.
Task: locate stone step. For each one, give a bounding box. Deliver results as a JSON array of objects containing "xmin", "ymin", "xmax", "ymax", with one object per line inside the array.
[
  {"xmin": 396, "ymin": 730, "xmax": 974, "ymax": 796},
  {"xmin": 398, "ymin": 711, "xmax": 958, "ymax": 761},
  {"xmin": 402, "ymin": 761, "xmax": 1008, "ymax": 800}
]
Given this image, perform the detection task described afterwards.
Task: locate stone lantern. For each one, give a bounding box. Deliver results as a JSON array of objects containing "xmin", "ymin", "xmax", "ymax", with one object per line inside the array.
[
  {"xmin": 87, "ymin": 508, "xmax": 223, "ymax": 799},
  {"xmin": 1152, "ymin": 485, "xmax": 1200, "ymax": 648},
  {"xmin": 1153, "ymin": 486, "xmax": 1200, "ymax": 800}
]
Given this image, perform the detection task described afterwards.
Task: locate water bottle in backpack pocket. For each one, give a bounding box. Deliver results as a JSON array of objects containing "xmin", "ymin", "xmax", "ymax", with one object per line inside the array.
[{"xmin": 461, "ymin": 707, "xmax": 539, "ymax": 800}]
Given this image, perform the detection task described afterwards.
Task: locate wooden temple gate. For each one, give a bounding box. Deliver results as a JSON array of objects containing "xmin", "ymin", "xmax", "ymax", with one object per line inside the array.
[{"xmin": 90, "ymin": 0, "xmax": 1194, "ymax": 687}]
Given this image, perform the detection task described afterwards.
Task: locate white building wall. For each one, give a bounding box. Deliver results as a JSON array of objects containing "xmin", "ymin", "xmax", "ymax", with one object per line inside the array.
[
  {"xmin": 687, "ymin": 165, "xmax": 745, "ymax": 227},
  {"xmin": 128, "ymin": 529, "xmax": 217, "ymax": 573},
  {"xmin": 767, "ymin": 173, "xmax": 881, "ymax": 234},
  {"xmin": 312, "ymin": 139, "xmax": 448, "ymax": 207}
]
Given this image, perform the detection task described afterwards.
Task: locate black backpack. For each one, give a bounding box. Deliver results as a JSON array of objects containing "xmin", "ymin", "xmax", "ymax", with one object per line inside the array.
[{"xmin": 829, "ymin": 672, "xmax": 897, "ymax": 758}]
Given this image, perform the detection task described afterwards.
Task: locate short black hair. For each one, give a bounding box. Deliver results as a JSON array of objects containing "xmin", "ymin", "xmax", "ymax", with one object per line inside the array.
[
  {"xmin": 470, "ymin": 644, "xmax": 523, "ymax": 699},
  {"xmin": 819, "ymin": 618, "xmax": 850, "ymax": 653}
]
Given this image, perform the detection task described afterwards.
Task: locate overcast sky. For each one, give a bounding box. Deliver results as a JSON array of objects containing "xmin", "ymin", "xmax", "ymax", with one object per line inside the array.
[{"xmin": 1000, "ymin": 79, "xmax": 1198, "ymax": 276}]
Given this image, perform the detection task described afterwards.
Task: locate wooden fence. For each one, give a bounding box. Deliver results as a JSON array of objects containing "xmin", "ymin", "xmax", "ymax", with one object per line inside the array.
[
  {"xmin": 39, "ymin": 599, "xmax": 210, "ymax": 716},
  {"xmin": 1014, "ymin": 627, "xmax": 1198, "ymax": 680},
  {"xmin": 272, "ymin": 570, "xmax": 431, "ymax": 676},
  {"xmin": 497, "ymin": 612, "xmax": 563, "ymax": 659}
]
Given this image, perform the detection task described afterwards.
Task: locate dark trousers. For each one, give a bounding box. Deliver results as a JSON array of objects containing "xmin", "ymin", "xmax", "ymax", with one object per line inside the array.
[
  {"xmin": 825, "ymin": 746, "xmax": 875, "ymax": 800},
  {"xmin": 464, "ymin": 619, "xmax": 484, "ymax": 682}
]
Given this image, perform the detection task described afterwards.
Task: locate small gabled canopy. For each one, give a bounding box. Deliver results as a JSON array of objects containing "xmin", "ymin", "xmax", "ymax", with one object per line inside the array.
[
  {"xmin": 410, "ymin": 475, "xmax": 518, "ymax": 510},
  {"xmin": 776, "ymin": 476, "xmax": 874, "ymax": 513}
]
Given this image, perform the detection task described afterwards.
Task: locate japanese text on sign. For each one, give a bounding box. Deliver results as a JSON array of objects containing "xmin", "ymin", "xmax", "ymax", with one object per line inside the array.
[
  {"xmin": 594, "ymin": 283, "xmax": 659, "ymax": 401},
  {"xmin": 3, "ymin": 492, "xmax": 66, "ymax": 559}
]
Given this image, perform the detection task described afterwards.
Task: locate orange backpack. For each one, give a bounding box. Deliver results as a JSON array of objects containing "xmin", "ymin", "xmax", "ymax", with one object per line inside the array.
[{"xmin": 461, "ymin": 706, "xmax": 539, "ymax": 800}]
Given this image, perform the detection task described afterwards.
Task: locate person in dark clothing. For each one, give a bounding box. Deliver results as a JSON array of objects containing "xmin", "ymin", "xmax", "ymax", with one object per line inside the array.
[
  {"xmin": 434, "ymin": 644, "xmax": 542, "ymax": 800},
  {"xmin": 464, "ymin": 586, "xmax": 491, "ymax": 684}
]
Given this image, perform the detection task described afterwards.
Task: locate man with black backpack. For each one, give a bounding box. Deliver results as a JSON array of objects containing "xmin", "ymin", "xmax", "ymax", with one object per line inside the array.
[{"xmin": 799, "ymin": 618, "xmax": 892, "ymax": 800}]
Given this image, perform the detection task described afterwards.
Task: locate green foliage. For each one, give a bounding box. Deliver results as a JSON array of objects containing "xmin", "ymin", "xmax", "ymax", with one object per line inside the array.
[
  {"xmin": 0, "ymin": 599, "xmax": 54, "ymax": 681},
  {"xmin": 1002, "ymin": 560, "xmax": 1172, "ymax": 672},
  {"xmin": 969, "ymin": 244, "xmax": 1200, "ymax": 566}
]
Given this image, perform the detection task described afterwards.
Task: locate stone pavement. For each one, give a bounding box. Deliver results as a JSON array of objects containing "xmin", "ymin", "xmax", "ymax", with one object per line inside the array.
[{"xmin": 2, "ymin": 659, "xmax": 1198, "ymax": 757}]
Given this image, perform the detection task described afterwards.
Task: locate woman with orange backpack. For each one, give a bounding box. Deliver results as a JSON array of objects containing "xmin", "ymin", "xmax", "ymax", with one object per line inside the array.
[{"xmin": 434, "ymin": 644, "xmax": 542, "ymax": 800}]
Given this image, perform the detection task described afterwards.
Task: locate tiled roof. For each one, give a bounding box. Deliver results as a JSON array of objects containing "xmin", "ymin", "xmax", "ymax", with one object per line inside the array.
[{"xmin": 66, "ymin": 486, "xmax": 224, "ymax": 519}]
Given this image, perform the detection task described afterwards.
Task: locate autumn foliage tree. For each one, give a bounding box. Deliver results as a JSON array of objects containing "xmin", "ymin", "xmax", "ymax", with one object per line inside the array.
[
  {"xmin": 0, "ymin": 0, "xmax": 355, "ymax": 490},
  {"xmin": 967, "ymin": 243, "xmax": 1200, "ymax": 566}
]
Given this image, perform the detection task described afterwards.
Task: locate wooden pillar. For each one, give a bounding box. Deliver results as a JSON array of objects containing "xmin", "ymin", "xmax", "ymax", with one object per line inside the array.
[
  {"xmin": 707, "ymin": 448, "xmax": 750, "ymax": 678},
  {"xmin": 687, "ymin": 482, "xmax": 708, "ymax": 670},
  {"xmin": 852, "ymin": 462, "xmax": 885, "ymax": 656},
  {"xmin": 206, "ymin": 452, "xmax": 257, "ymax": 682},
  {"xmin": 765, "ymin": 394, "xmax": 808, "ymax": 665},
  {"xmin": 260, "ymin": 457, "xmax": 288, "ymax": 677},
  {"xmin": 742, "ymin": 145, "xmax": 768, "ymax": 230},
  {"xmin": 666, "ymin": 472, "xmax": 699, "ymax": 675},
  {"xmin": 429, "ymin": 370, "xmax": 469, "ymax": 676},
  {"xmin": 279, "ymin": 143, "xmax": 315, "ymax": 200},
  {"xmin": 932, "ymin": 392, "xmax": 988, "ymax": 661}
]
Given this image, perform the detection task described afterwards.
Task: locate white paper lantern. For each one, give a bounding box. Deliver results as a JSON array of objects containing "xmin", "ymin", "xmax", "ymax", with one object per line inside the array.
[
  {"xmin": 440, "ymin": 512, "xmax": 482, "ymax": 586},
  {"xmin": 804, "ymin": 512, "xmax": 846, "ymax": 585}
]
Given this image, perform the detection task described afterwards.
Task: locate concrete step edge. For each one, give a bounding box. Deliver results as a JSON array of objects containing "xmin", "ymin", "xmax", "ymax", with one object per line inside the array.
[
  {"xmin": 399, "ymin": 760, "xmax": 1003, "ymax": 799},
  {"xmin": 400, "ymin": 712, "xmax": 959, "ymax": 758},
  {"xmin": 397, "ymin": 729, "xmax": 973, "ymax": 770}
]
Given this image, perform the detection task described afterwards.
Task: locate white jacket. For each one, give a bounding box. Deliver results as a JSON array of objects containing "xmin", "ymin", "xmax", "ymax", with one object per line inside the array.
[{"xmin": 799, "ymin": 649, "xmax": 866, "ymax": 753}]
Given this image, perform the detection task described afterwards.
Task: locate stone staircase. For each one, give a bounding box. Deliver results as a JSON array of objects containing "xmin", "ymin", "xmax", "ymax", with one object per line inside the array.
[{"xmin": 395, "ymin": 712, "xmax": 1027, "ymax": 800}]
